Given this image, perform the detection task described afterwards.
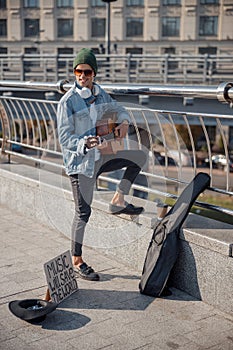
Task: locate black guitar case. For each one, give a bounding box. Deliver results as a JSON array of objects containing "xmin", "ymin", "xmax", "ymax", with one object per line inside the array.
[{"xmin": 139, "ymin": 172, "xmax": 210, "ymax": 297}]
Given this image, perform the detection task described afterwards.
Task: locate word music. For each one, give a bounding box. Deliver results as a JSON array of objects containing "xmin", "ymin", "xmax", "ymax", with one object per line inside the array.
[{"xmin": 44, "ymin": 250, "xmax": 78, "ymax": 303}]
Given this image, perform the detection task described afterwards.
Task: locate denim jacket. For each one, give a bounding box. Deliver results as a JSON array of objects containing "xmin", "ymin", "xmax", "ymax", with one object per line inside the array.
[{"xmin": 57, "ymin": 82, "xmax": 130, "ymax": 177}]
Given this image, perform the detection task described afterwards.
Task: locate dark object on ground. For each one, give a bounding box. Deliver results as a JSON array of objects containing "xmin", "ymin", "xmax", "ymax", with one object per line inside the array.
[
  {"xmin": 139, "ymin": 172, "xmax": 210, "ymax": 297},
  {"xmin": 8, "ymin": 299, "xmax": 58, "ymax": 323}
]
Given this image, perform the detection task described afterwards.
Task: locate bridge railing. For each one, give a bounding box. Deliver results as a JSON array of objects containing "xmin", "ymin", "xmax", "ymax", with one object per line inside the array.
[
  {"xmin": 0, "ymin": 54, "xmax": 233, "ymax": 85},
  {"xmin": 0, "ymin": 80, "xmax": 233, "ymax": 218}
]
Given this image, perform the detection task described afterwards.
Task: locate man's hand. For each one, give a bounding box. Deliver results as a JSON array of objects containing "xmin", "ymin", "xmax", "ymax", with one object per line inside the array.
[
  {"xmin": 97, "ymin": 139, "xmax": 108, "ymax": 151},
  {"xmin": 85, "ymin": 136, "xmax": 100, "ymax": 149},
  {"xmin": 114, "ymin": 120, "xmax": 129, "ymax": 139}
]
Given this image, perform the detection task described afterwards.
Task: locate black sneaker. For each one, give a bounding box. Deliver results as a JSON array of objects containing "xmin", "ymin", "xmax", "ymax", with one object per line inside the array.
[
  {"xmin": 73, "ymin": 263, "xmax": 100, "ymax": 281},
  {"xmin": 109, "ymin": 202, "xmax": 144, "ymax": 215}
]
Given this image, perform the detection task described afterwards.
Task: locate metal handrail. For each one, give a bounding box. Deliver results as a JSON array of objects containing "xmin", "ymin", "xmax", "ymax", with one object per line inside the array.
[{"xmin": 1, "ymin": 80, "xmax": 233, "ymax": 104}]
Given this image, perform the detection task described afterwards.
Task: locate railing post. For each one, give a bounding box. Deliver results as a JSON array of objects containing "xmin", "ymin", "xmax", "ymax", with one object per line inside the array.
[
  {"xmin": 203, "ymin": 53, "xmax": 208, "ymax": 83},
  {"xmin": 164, "ymin": 54, "xmax": 169, "ymax": 84},
  {"xmin": 55, "ymin": 54, "xmax": 59, "ymax": 82},
  {"xmin": 127, "ymin": 53, "xmax": 131, "ymax": 83},
  {"xmin": 183, "ymin": 59, "xmax": 187, "ymax": 83},
  {"xmin": 66, "ymin": 59, "xmax": 69, "ymax": 80},
  {"xmin": 0, "ymin": 59, "xmax": 3, "ymax": 80},
  {"xmin": 208, "ymin": 59, "xmax": 213, "ymax": 84},
  {"xmin": 20, "ymin": 54, "xmax": 25, "ymax": 81},
  {"xmin": 43, "ymin": 59, "xmax": 47, "ymax": 81}
]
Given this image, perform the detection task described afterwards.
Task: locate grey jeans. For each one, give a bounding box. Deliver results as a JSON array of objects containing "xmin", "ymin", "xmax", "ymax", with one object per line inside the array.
[{"xmin": 69, "ymin": 150, "xmax": 147, "ymax": 256}]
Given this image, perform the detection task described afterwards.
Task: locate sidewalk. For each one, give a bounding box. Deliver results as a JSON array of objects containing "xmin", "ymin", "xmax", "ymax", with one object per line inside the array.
[{"xmin": 0, "ymin": 204, "xmax": 233, "ymax": 350}]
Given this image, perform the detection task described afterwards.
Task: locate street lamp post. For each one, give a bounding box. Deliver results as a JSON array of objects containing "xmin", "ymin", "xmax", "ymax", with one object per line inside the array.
[{"xmin": 102, "ymin": 0, "xmax": 117, "ymax": 55}]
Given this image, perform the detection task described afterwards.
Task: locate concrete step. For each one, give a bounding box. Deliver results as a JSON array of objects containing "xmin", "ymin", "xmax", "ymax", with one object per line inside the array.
[{"xmin": 0, "ymin": 161, "xmax": 232, "ymax": 315}]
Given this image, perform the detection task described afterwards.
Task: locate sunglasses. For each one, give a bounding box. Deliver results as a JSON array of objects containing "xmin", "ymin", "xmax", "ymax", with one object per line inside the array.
[{"xmin": 74, "ymin": 69, "xmax": 93, "ymax": 77}]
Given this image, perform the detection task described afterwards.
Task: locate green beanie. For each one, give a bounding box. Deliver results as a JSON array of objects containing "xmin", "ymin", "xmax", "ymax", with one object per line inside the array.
[{"xmin": 73, "ymin": 48, "xmax": 98, "ymax": 75}]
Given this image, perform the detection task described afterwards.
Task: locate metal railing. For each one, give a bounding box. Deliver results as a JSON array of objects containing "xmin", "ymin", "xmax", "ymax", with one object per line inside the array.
[
  {"xmin": 0, "ymin": 80, "xmax": 233, "ymax": 218},
  {"xmin": 0, "ymin": 53, "xmax": 233, "ymax": 85}
]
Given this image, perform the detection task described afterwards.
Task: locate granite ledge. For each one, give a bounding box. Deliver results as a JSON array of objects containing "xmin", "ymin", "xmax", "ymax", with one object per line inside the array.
[{"xmin": 181, "ymin": 227, "xmax": 233, "ymax": 257}]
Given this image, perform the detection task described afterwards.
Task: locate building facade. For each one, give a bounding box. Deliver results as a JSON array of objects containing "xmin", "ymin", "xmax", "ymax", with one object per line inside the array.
[{"xmin": 0, "ymin": 0, "xmax": 233, "ymax": 57}]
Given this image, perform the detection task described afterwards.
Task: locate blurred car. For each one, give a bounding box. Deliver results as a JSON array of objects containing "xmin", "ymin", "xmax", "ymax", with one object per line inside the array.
[
  {"xmin": 166, "ymin": 150, "xmax": 192, "ymax": 167},
  {"xmin": 204, "ymin": 154, "xmax": 233, "ymax": 172},
  {"xmin": 153, "ymin": 150, "xmax": 192, "ymax": 167},
  {"xmin": 153, "ymin": 151, "xmax": 176, "ymax": 166}
]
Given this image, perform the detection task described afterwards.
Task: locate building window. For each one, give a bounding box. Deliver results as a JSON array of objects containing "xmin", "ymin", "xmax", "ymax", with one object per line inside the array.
[
  {"xmin": 0, "ymin": 47, "xmax": 7, "ymax": 54},
  {"xmin": 57, "ymin": 19, "xmax": 73, "ymax": 37},
  {"xmin": 198, "ymin": 47, "xmax": 217, "ymax": 69},
  {"xmin": 199, "ymin": 47, "xmax": 217, "ymax": 55},
  {"xmin": 24, "ymin": 48, "xmax": 39, "ymax": 69},
  {"xmin": 162, "ymin": 47, "xmax": 178, "ymax": 69},
  {"xmin": 25, "ymin": 47, "xmax": 38, "ymax": 54},
  {"xmin": 126, "ymin": 0, "xmax": 144, "ymax": 5},
  {"xmin": 199, "ymin": 16, "xmax": 218, "ymax": 36},
  {"xmin": 0, "ymin": 47, "xmax": 7, "ymax": 68},
  {"xmin": 91, "ymin": 18, "xmax": 105, "ymax": 37},
  {"xmin": 126, "ymin": 47, "xmax": 143, "ymax": 68},
  {"xmin": 24, "ymin": 19, "xmax": 39, "ymax": 37},
  {"xmin": 126, "ymin": 18, "xmax": 143, "ymax": 37},
  {"xmin": 57, "ymin": 47, "xmax": 73, "ymax": 68},
  {"xmin": 162, "ymin": 17, "xmax": 180, "ymax": 37},
  {"xmin": 0, "ymin": 0, "xmax": 7, "ymax": 8},
  {"xmin": 23, "ymin": 0, "xmax": 39, "ymax": 7},
  {"xmin": 163, "ymin": 0, "xmax": 180, "ymax": 5},
  {"xmin": 200, "ymin": 0, "xmax": 218, "ymax": 4},
  {"xmin": 58, "ymin": 47, "xmax": 73, "ymax": 55},
  {"xmin": 91, "ymin": 0, "xmax": 105, "ymax": 6},
  {"xmin": 0, "ymin": 19, "xmax": 7, "ymax": 36},
  {"xmin": 57, "ymin": 0, "xmax": 73, "ymax": 7}
]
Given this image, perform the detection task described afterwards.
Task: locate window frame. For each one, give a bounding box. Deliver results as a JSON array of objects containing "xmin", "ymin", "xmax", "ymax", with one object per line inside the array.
[
  {"xmin": 91, "ymin": 18, "xmax": 106, "ymax": 37},
  {"xmin": 162, "ymin": 17, "xmax": 180, "ymax": 37},
  {"xmin": 0, "ymin": 47, "xmax": 7, "ymax": 54},
  {"xmin": 57, "ymin": 0, "xmax": 73, "ymax": 8},
  {"xmin": 126, "ymin": 0, "xmax": 144, "ymax": 6},
  {"xmin": 126, "ymin": 17, "xmax": 143, "ymax": 37},
  {"xmin": 24, "ymin": 47, "xmax": 38, "ymax": 54},
  {"xmin": 200, "ymin": 0, "xmax": 219, "ymax": 4},
  {"xmin": 162, "ymin": 0, "xmax": 181, "ymax": 5},
  {"xmin": 24, "ymin": 19, "xmax": 40, "ymax": 37},
  {"xmin": 23, "ymin": 0, "xmax": 39, "ymax": 8},
  {"xmin": 0, "ymin": 19, "xmax": 7, "ymax": 37},
  {"xmin": 0, "ymin": 0, "xmax": 7, "ymax": 9},
  {"xmin": 199, "ymin": 16, "xmax": 218, "ymax": 36},
  {"xmin": 57, "ymin": 18, "xmax": 74, "ymax": 38},
  {"xmin": 91, "ymin": 0, "xmax": 105, "ymax": 7}
]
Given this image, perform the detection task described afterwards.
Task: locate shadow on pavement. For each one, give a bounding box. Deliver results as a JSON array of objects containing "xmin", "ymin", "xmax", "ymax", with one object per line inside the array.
[
  {"xmin": 41, "ymin": 309, "xmax": 91, "ymax": 330},
  {"xmin": 58, "ymin": 286, "xmax": 199, "ymax": 312},
  {"xmin": 98, "ymin": 273, "xmax": 140, "ymax": 281}
]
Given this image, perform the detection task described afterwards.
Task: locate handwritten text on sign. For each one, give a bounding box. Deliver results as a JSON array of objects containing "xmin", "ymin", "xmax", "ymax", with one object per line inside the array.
[{"xmin": 44, "ymin": 250, "xmax": 78, "ymax": 303}]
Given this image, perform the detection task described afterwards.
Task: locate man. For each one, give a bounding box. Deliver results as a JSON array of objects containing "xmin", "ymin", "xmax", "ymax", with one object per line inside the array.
[{"xmin": 57, "ymin": 48, "xmax": 146, "ymax": 281}]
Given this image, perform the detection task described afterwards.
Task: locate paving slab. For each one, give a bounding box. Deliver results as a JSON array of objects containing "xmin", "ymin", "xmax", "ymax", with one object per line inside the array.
[{"xmin": 0, "ymin": 204, "xmax": 233, "ymax": 350}]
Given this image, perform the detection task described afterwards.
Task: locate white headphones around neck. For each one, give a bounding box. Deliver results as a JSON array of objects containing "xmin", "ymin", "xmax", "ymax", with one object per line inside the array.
[{"xmin": 76, "ymin": 84, "xmax": 100, "ymax": 99}]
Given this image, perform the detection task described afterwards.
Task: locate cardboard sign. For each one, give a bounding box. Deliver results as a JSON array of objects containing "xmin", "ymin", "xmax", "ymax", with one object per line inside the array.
[{"xmin": 44, "ymin": 250, "xmax": 78, "ymax": 304}]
